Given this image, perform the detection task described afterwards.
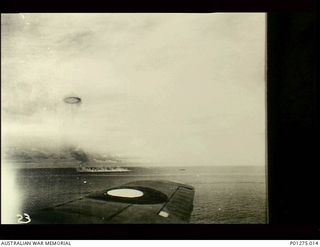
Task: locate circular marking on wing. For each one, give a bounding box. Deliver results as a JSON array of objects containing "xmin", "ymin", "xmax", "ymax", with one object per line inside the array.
[
  {"xmin": 63, "ymin": 96, "xmax": 81, "ymax": 104},
  {"xmin": 106, "ymin": 188, "xmax": 144, "ymax": 198},
  {"xmin": 88, "ymin": 186, "xmax": 168, "ymax": 204}
]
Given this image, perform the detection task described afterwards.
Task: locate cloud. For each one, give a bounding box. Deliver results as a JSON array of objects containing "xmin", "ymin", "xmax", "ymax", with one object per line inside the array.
[{"xmin": 1, "ymin": 13, "xmax": 266, "ymax": 166}]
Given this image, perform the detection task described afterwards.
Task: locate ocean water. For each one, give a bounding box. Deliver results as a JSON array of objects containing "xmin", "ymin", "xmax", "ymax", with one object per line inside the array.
[{"xmin": 15, "ymin": 166, "xmax": 267, "ymax": 224}]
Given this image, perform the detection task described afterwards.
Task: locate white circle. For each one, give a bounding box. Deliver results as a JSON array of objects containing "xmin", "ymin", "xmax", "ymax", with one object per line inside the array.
[{"xmin": 107, "ymin": 188, "xmax": 144, "ymax": 198}]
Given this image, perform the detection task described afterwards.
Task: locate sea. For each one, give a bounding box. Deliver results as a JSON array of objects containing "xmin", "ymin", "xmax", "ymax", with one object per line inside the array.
[{"xmin": 15, "ymin": 166, "xmax": 267, "ymax": 224}]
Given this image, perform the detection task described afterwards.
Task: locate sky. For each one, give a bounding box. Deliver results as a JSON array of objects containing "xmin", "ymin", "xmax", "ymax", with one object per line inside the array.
[{"xmin": 1, "ymin": 13, "xmax": 266, "ymax": 166}]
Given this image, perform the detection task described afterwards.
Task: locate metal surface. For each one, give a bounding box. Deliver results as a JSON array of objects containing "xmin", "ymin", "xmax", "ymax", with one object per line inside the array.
[{"xmin": 30, "ymin": 180, "xmax": 195, "ymax": 224}]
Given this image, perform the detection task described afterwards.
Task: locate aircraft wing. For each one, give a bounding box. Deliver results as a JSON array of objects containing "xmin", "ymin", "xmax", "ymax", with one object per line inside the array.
[{"xmin": 29, "ymin": 180, "xmax": 195, "ymax": 224}]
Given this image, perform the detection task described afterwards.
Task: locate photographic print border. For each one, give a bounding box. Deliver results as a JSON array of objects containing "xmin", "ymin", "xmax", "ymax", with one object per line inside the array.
[{"xmin": 0, "ymin": 0, "xmax": 319, "ymax": 240}]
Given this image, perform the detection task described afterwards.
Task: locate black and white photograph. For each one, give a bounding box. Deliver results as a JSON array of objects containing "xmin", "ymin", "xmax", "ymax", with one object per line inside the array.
[{"xmin": 1, "ymin": 13, "xmax": 266, "ymax": 224}]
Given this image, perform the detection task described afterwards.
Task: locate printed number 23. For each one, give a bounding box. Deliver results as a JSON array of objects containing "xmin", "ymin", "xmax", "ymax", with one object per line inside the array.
[{"xmin": 17, "ymin": 213, "xmax": 31, "ymax": 224}]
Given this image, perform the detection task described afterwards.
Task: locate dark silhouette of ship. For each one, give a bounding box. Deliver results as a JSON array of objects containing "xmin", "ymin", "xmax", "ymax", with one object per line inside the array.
[{"xmin": 76, "ymin": 166, "xmax": 130, "ymax": 173}]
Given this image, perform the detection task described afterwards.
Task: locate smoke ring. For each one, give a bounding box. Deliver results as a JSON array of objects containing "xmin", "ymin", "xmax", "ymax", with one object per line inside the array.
[{"xmin": 63, "ymin": 96, "xmax": 81, "ymax": 104}]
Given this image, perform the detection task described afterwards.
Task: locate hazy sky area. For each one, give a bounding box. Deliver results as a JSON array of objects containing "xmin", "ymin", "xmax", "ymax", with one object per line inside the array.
[{"xmin": 1, "ymin": 13, "xmax": 266, "ymax": 166}]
